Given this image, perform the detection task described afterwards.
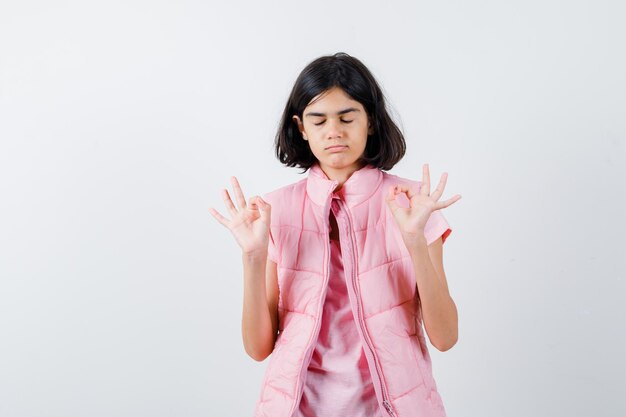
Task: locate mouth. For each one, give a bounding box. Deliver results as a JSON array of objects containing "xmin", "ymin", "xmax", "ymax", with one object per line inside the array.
[{"xmin": 325, "ymin": 145, "xmax": 348, "ymax": 152}]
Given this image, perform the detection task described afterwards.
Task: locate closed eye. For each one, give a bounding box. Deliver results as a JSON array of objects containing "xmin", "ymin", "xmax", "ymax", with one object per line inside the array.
[{"xmin": 313, "ymin": 119, "xmax": 354, "ymax": 126}]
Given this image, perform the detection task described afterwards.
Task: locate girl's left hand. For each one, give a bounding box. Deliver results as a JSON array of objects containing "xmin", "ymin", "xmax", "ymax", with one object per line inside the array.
[{"xmin": 386, "ymin": 164, "xmax": 461, "ymax": 244}]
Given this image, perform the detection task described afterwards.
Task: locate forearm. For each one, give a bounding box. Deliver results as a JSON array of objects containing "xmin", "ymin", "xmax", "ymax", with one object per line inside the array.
[
  {"xmin": 241, "ymin": 251, "xmax": 275, "ymax": 361},
  {"xmin": 405, "ymin": 236, "xmax": 458, "ymax": 351}
]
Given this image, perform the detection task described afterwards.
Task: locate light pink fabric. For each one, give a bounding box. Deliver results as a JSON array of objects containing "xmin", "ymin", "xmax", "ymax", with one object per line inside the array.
[
  {"xmin": 295, "ymin": 197, "xmax": 383, "ymax": 417},
  {"xmin": 256, "ymin": 164, "xmax": 452, "ymax": 417}
]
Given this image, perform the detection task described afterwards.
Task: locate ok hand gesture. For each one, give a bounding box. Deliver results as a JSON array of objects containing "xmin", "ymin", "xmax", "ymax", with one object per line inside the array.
[
  {"xmin": 209, "ymin": 177, "xmax": 271, "ymax": 256},
  {"xmin": 386, "ymin": 164, "xmax": 461, "ymax": 244}
]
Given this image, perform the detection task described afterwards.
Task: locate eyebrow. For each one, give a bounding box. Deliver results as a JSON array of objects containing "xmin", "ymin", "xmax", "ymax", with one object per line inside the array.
[{"xmin": 304, "ymin": 107, "xmax": 361, "ymax": 118}]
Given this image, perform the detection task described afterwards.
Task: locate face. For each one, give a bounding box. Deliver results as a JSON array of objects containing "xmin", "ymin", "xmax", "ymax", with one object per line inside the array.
[{"xmin": 293, "ymin": 87, "xmax": 373, "ymax": 179}]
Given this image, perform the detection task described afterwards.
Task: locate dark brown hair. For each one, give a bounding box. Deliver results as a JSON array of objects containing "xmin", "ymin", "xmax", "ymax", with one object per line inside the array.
[{"xmin": 275, "ymin": 52, "xmax": 406, "ymax": 171}]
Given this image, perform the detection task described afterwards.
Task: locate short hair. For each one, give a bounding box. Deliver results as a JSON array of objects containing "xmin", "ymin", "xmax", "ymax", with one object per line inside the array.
[{"xmin": 275, "ymin": 52, "xmax": 406, "ymax": 171}]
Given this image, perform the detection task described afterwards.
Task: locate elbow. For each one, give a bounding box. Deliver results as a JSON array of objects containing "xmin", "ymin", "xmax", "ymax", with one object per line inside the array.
[
  {"xmin": 242, "ymin": 330, "xmax": 278, "ymax": 362},
  {"xmin": 244, "ymin": 339, "xmax": 276, "ymax": 362},
  {"xmin": 248, "ymin": 352, "xmax": 270, "ymax": 362},
  {"xmin": 429, "ymin": 300, "xmax": 459, "ymax": 352},
  {"xmin": 432, "ymin": 334, "xmax": 458, "ymax": 352},
  {"xmin": 245, "ymin": 347, "xmax": 271, "ymax": 362},
  {"xmin": 433, "ymin": 340, "xmax": 456, "ymax": 352}
]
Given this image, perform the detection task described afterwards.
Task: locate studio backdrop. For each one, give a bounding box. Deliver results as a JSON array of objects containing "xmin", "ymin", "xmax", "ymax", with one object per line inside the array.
[{"xmin": 1, "ymin": 1, "xmax": 624, "ymax": 416}]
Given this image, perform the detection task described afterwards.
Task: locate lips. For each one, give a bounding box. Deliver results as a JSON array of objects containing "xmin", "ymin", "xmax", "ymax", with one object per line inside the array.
[{"xmin": 326, "ymin": 145, "xmax": 348, "ymax": 152}]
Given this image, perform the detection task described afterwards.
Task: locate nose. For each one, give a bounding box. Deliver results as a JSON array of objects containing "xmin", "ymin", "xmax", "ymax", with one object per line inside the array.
[{"xmin": 325, "ymin": 118, "xmax": 343, "ymax": 139}]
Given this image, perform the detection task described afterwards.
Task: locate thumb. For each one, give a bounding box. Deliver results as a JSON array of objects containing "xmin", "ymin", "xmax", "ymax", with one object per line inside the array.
[
  {"xmin": 385, "ymin": 186, "xmax": 400, "ymax": 214},
  {"xmin": 257, "ymin": 197, "xmax": 272, "ymax": 224}
]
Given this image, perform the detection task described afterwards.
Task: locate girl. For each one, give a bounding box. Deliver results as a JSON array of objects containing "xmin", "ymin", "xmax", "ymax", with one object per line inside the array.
[{"xmin": 209, "ymin": 52, "xmax": 461, "ymax": 417}]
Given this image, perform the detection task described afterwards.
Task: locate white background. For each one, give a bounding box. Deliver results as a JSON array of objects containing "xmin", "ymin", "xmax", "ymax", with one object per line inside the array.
[{"xmin": 1, "ymin": 1, "xmax": 625, "ymax": 416}]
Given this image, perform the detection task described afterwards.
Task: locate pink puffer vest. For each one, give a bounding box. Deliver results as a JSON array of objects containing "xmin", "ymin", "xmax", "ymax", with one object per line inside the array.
[{"xmin": 256, "ymin": 163, "xmax": 452, "ymax": 417}]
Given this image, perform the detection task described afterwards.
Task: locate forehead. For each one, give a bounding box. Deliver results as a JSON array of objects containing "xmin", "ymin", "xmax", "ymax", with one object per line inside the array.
[{"xmin": 305, "ymin": 87, "xmax": 364, "ymax": 112}]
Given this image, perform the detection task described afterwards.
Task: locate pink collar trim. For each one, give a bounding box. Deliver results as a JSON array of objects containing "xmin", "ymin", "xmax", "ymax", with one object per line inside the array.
[{"xmin": 306, "ymin": 163, "xmax": 383, "ymax": 207}]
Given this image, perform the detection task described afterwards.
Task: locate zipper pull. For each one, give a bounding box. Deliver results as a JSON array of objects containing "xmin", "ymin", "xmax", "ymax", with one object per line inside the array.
[{"xmin": 383, "ymin": 400, "xmax": 396, "ymax": 416}]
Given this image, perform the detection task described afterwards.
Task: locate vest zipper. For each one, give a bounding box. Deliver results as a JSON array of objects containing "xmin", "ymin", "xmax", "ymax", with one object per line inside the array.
[
  {"xmin": 335, "ymin": 199, "xmax": 397, "ymax": 417},
  {"xmin": 383, "ymin": 400, "xmax": 397, "ymax": 417}
]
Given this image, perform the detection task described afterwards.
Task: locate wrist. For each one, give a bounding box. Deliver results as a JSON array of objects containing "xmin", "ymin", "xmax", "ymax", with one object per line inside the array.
[
  {"xmin": 401, "ymin": 230, "xmax": 427, "ymax": 250},
  {"xmin": 242, "ymin": 248, "xmax": 268, "ymax": 263}
]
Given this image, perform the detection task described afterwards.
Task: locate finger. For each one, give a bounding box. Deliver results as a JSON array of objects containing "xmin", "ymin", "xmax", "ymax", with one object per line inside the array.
[
  {"xmin": 385, "ymin": 186, "xmax": 400, "ymax": 211},
  {"xmin": 247, "ymin": 196, "xmax": 264, "ymax": 222},
  {"xmin": 430, "ymin": 172, "xmax": 448, "ymax": 201},
  {"xmin": 230, "ymin": 176, "xmax": 247, "ymax": 210},
  {"xmin": 386, "ymin": 185, "xmax": 410, "ymax": 213},
  {"xmin": 208, "ymin": 207, "xmax": 231, "ymax": 228},
  {"xmin": 222, "ymin": 189, "xmax": 238, "ymax": 216},
  {"xmin": 399, "ymin": 184, "xmax": 417, "ymax": 200},
  {"xmin": 248, "ymin": 196, "xmax": 260, "ymax": 212},
  {"xmin": 421, "ymin": 164, "xmax": 431, "ymax": 195},
  {"xmin": 256, "ymin": 197, "xmax": 272, "ymax": 224},
  {"xmin": 390, "ymin": 184, "xmax": 416, "ymax": 199},
  {"xmin": 434, "ymin": 194, "xmax": 462, "ymax": 210}
]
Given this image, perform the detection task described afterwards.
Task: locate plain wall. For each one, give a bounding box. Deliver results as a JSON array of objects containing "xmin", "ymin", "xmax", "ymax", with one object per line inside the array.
[{"xmin": 1, "ymin": 1, "xmax": 625, "ymax": 416}]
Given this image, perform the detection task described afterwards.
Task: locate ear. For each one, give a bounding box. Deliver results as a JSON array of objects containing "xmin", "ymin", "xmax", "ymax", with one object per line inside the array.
[
  {"xmin": 292, "ymin": 115, "xmax": 307, "ymax": 140},
  {"xmin": 367, "ymin": 120, "xmax": 374, "ymax": 135}
]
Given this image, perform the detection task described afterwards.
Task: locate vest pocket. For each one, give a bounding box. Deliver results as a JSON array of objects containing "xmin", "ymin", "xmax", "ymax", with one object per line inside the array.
[{"xmin": 408, "ymin": 333, "xmax": 432, "ymax": 394}]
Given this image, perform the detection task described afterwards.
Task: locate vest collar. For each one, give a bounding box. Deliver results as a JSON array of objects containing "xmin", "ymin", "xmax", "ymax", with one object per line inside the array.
[{"xmin": 306, "ymin": 163, "xmax": 383, "ymax": 207}]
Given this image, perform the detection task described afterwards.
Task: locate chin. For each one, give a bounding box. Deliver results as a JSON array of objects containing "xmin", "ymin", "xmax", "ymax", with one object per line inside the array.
[{"xmin": 323, "ymin": 160, "xmax": 362, "ymax": 171}]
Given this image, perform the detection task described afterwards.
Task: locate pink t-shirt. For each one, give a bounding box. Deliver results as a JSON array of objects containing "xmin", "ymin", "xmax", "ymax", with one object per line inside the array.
[{"xmin": 295, "ymin": 206, "xmax": 383, "ymax": 417}]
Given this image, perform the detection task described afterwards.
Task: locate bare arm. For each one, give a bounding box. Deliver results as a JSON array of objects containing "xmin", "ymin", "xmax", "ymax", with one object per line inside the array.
[
  {"xmin": 405, "ymin": 236, "xmax": 458, "ymax": 351},
  {"xmin": 209, "ymin": 176, "xmax": 279, "ymax": 362},
  {"xmin": 241, "ymin": 254, "xmax": 279, "ymax": 361},
  {"xmin": 385, "ymin": 163, "xmax": 461, "ymax": 352}
]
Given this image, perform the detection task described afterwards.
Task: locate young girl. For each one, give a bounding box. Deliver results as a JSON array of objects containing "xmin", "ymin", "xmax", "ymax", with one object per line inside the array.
[{"xmin": 209, "ymin": 52, "xmax": 461, "ymax": 417}]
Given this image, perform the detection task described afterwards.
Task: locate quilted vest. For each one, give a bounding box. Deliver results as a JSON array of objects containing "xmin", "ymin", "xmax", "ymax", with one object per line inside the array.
[{"xmin": 255, "ymin": 163, "xmax": 452, "ymax": 417}]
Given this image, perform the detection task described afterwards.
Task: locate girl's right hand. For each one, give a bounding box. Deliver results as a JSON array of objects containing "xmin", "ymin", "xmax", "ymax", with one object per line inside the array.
[{"xmin": 209, "ymin": 176, "xmax": 271, "ymax": 256}]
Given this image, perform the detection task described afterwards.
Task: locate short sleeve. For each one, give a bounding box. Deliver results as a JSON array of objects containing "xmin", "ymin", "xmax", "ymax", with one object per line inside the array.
[{"xmin": 424, "ymin": 209, "xmax": 452, "ymax": 246}]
